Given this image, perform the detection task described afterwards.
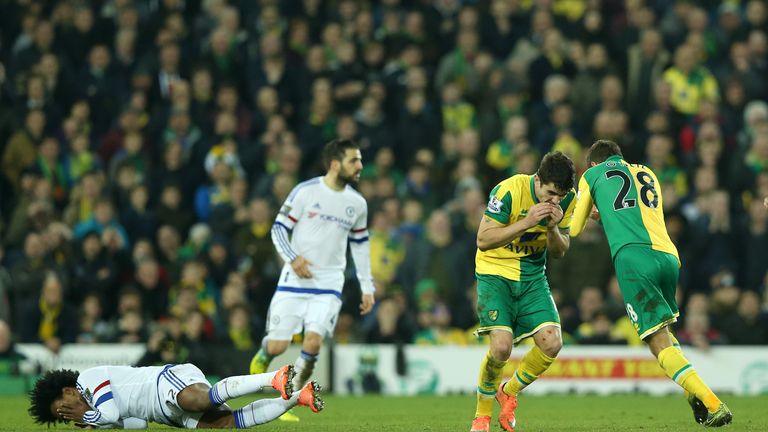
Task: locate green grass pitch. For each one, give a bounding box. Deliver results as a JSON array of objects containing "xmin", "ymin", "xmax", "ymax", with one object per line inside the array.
[{"xmin": 2, "ymin": 394, "xmax": 767, "ymax": 431}]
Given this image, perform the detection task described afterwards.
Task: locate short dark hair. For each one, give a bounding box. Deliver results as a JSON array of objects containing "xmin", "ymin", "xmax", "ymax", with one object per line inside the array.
[
  {"xmin": 537, "ymin": 151, "xmax": 575, "ymax": 193},
  {"xmin": 322, "ymin": 139, "xmax": 359, "ymax": 170},
  {"xmin": 586, "ymin": 139, "xmax": 623, "ymax": 165},
  {"xmin": 29, "ymin": 369, "xmax": 79, "ymax": 425}
]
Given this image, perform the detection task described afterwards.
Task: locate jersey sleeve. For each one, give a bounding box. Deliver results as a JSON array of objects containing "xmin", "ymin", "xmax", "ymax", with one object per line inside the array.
[
  {"xmin": 570, "ymin": 175, "xmax": 594, "ymax": 237},
  {"xmin": 272, "ymin": 184, "xmax": 308, "ymax": 263},
  {"xmin": 349, "ymin": 203, "xmax": 369, "ymax": 242},
  {"xmin": 94, "ymin": 417, "xmax": 147, "ymax": 429},
  {"xmin": 558, "ymin": 189, "xmax": 578, "ymax": 230},
  {"xmin": 78, "ymin": 368, "xmax": 120, "ymax": 427},
  {"xmin": 484, "ymin": 183, "xmax": 512, "ymax": 224},
  {"xmin": 349, "ymin": 203, "xmax": 374, "ymax": 294},
  {"xmin": 275, "ymin": 184, "xmax": 307, "ymax": 229}
]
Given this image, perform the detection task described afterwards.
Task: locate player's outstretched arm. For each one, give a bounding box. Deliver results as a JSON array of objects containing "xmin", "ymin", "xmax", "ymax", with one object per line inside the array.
[{"xmin": 570, "ymin": 176, "xmax": 593, "ymax": 237}]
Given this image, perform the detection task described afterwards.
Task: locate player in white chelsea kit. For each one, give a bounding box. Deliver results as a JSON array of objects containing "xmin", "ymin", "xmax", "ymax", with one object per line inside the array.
[
  {"xmin": 29, "ymin": 363, "xmax": 322, "ymax": 429},
  {"xmin": 249, "ymin": 139, "xmax": 376, "ymax": 392}
]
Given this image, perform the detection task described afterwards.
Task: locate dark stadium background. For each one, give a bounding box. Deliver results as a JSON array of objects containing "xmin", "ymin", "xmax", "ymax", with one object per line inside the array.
[{"xmin": 0, "ymin": 0, "xmax": 766, "ymax": 394}]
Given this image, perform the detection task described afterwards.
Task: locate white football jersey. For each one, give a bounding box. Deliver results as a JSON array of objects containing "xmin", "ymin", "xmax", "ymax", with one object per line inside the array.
[
  {"xmin": 76, "ymin": 364, "xmax": 209, "ymax": 429},
  {"xmin": 76, "ymin": 365, "xmax": 160, "ymax": 428},
  {"xmin": 271, "ymin": 176, "xmax": 373, "ymax": 295}
]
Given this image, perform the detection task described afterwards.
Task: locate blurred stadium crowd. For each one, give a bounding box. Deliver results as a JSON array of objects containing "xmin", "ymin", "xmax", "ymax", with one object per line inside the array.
[{"xmin": 1, "ymin": 0, "xmax": 768, "ymax": 369}]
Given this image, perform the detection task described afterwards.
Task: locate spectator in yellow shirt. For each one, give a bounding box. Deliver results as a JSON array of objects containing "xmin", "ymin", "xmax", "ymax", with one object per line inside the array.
[
  {"xmin": 663, "ymin": 44, "xmax": 719, "ymax": 115},
  {"xmin": 485, "ymin": 116, "xmax": 531, "ymax": 176}
]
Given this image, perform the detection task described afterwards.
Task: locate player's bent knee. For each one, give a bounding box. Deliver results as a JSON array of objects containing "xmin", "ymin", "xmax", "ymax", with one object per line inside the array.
[
  {"xmin": 177, "ymin": 384, "xmax": 214, "ymax": 412},
  {"xmin": 544, "ymin": 339, "xmax": 563, "ymax": 357},
  {"xmin": 490, "ymin": 341, "xmax": 513, "ymax": 361},
  {"xmin": 303, "ymin": 332, "xmax": 323, "ymax": 353},
  {"xmin": 489, "ymin": 330, "xmax": 513, "ymax": 360},
  {"xmin": 267, "ymin": 340, "xmax": 290, "ymax": 356},
  {"xmin": 536, "ymin": 327, "xmax": 563, "ymax": 357}
]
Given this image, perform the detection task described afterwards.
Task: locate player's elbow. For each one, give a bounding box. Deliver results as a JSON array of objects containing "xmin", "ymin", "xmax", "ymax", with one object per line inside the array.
[
  {"xmin": 549, "ymin": 248, "xmax": 566, "ymax": 259},
  {"xmin": 477, "ymin": 227, "xmax": 499, "ymax": 251},
  {"xmin": 476, "ymin": 236, "xmax": 491, "ymax": 251},
  {"xmin": 551, "ymin": 241, "xmax": 570, "ymax": 259}
]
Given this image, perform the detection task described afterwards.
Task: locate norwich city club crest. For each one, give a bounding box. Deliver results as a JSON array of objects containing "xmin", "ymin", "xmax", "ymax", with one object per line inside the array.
[{"xmin": 488, "ymin": 310, "xmax": 498, "ymax": 321}]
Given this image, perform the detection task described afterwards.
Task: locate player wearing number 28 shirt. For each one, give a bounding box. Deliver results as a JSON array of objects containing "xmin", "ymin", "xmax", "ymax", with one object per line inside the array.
[{"xmin": 570, "ymin": 140, "xmax": 732, "ymax": 427}]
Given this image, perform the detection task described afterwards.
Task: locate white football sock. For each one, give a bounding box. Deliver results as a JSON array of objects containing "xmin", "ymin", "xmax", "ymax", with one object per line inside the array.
[
  {"xmin": 208, "ymin": 371, "xmax": 275, "ymax": 405},
  {"xmin": 233, "ymin": 396, "xmax": 297, "ymax": 428}
]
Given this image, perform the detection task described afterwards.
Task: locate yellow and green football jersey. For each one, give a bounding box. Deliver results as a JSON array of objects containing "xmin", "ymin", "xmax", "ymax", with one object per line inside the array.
[
  {"xmin": 476, "ymin": 174, "xmax": 576, "ymax": 281},
  {"xmin": 571, "ymin": 155, "xmax": 679, "ymax": 263},
  {"xmin": 662, "ymin": 66, "xmax": 719, "ymax": 115}
]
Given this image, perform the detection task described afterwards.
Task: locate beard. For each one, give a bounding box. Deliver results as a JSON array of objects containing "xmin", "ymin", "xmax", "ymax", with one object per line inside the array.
[{"xmin": 338, "ymin": 167, "xmax": 361, "ymax": 185}]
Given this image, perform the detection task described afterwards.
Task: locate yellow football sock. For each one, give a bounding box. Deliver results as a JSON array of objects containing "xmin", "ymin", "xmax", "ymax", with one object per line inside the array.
[
  {"xmin": 475, "ymin": 351, "xmax": 507, "ymax": 417},
  {"xmin": 667, "ymin": 334, "xmax": 690, "ymax": 398},
  {"xmin": 658, "ymin": 346, "xmax": 721, "ymax": 412},
  {"xmin": 503, "ymin": 345, "xmax": 554, "ymax": 396},
  {"xmin": 669, "ymin": 333, "xmax": 681, "ymax": 348}
]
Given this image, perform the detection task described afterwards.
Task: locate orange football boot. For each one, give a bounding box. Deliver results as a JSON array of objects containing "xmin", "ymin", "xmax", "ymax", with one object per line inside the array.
[
  {"xmin": 470, "ymin": 415, "xmax": 491, "ymax": 432},
  {"xmin": 297, "ymin": 381, "xmax": 324, "ymax": 413},
  {"xmin": 495, "ymin": 381, "xmax": 518, "ymax": 432},
  {"xmin": 271, "ymin": 365, "xmax": 295, "ymax": 400}
]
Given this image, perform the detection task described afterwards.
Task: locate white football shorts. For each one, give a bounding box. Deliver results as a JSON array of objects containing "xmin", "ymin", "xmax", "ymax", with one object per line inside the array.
[
  {"xmin": 265, "ymin": 290, "xmax": 343, "ymax": 340},
  {"xmin": 154, "ymin": 363, "xmax": 210, "ymax": 429}
]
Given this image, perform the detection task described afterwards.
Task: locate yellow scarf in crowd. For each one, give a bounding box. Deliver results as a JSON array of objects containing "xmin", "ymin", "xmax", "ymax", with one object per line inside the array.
[
  {"xmin": 229, "ymin": 327, "xmax": 253, "ymax": 351},
  {"xmin": 251, "ymin": 222, "xmax": 270, "ymax": 239},
  {"xmin": 38, "ymin": 298, "xmax": 61, "ymax": 342},
  {"xmin": 79, "ymin": 197, "xmax": 94, "ymax": 222}
]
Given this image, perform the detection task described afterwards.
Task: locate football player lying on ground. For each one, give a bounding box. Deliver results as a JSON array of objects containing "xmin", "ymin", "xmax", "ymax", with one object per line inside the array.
[{"xmin": 29, "ymin": 364, "xmax": 322, "ymax": 429}]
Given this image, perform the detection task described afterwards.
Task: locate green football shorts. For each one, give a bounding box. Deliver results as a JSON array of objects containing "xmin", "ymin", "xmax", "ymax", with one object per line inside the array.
[
  {"xmin": 614, "ymin": 244, "xmax": 680, "ymax": 340},
  {"xmin": 475, "ymin": 273, "xmax": 560, "ymax": 344}
]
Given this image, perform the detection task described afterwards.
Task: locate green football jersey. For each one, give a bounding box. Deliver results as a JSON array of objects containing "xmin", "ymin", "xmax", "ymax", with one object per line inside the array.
[{"xmin": 571, "ymin": 155, "xmax": 679, "ymax": 262}]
